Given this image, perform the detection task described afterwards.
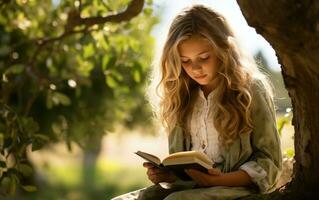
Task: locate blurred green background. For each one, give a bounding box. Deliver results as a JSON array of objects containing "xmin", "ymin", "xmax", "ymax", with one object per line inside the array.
[{"xmin": 0, "ymin": 0, "xmax": 293, "ymax": 199}]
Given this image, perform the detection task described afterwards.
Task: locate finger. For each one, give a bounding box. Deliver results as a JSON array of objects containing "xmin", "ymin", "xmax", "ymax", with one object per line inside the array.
[
  {"xmin": 150, "ymin": 167, "xmax": 163, "ymax": 174},
  {"xmin": 149, "ymin": 173, "xmax": 164, "ymax": 184},
  {"xmin": 147, "ymin": 168, "xmax": 160, "ymax": 177},
  {"xmin": 148, "ymin": 169, "xmax": 169, "ymax": 176},
  {"xmin": 149, "ymin": 173, "xmax": 161, "ymax": 182},
  {"xmin": 150, "ymin": 173, "xmax": 173, "ymax": 184},
  {"xmin": 143, "ymin": 162, "xmax": 156, "ymax": 168},
  {"xmin": 208, "ymin": 168, "xmax": 222, "ymax": 176}
]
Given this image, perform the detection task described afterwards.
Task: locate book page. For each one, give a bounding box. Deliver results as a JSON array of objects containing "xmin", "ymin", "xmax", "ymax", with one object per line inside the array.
[
  {"xmin": 162, "ymin": 156, "xmax": 213, "ymax": 169},
  {"xmin": 162, "ymin": 151, "xmax": 213, "ymax": 166}
]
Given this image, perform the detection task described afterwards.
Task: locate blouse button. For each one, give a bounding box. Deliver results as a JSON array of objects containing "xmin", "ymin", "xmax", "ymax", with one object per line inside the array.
[{"xmin": 202, "ymin": 143, "xmax": 206, "ymax": 149}]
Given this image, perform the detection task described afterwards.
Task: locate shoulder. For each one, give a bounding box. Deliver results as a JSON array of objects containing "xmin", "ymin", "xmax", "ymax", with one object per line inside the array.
[
  {"xmin": 250, "ymin": 79, "xmax": 270, "ymax": 96},
  {"xmin": 249, "ymin": 78, "xmax": 276, "ymax": 120},
  {"xmin": 249, "ymin": 78, "xmax": 274, "ymax": 106}
]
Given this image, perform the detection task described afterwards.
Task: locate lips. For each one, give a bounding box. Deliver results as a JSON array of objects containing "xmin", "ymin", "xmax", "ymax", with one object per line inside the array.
[{"xmin": 194, "ymin": 74, "xmax": 207, "ymax": 79}]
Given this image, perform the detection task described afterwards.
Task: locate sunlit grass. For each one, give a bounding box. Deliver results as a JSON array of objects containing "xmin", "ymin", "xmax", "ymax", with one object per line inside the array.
[
  {"xmin": 43, "ymin": 164, "xmax": 82, "ymax": 187},
  {"xmin": 97, "ymin": 158, "xmax": 150, "ymax": 197},
  {"xmin": 41, "ymin": 159, "xmax": 149, "ymax": 199},
  {"xmin": 2, "ymin": 159, "xmax": 149, "ymax": 200}
]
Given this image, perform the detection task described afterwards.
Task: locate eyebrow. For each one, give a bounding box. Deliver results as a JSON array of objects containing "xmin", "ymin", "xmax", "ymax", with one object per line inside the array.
[{"xmin": 180, "ymin": 50, "xmax": 210, "ymax": 58}]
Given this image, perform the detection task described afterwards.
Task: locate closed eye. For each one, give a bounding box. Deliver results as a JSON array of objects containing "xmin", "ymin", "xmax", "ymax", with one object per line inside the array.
[{"xmin": 200, "ymin": 56, "xmax": 210, "ymax": 60}]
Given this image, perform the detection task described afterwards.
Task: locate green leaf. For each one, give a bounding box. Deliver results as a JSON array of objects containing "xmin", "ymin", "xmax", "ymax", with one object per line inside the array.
[
  {"xmin": 284, "ymin": 148, "xmax": 295, "ymax": 158},
  {"xmin": 78, "ymin": 60, "xmax": 94, "ymax": 77},
  {"xmin": 0, "ymin": 161, "xmax": 6, "ymax": 168},
  {"xmin": 0, "ymin": 176, "xmax": 11, "ymax": 193},
  {"xmin": 0, "ymin": 133, "xmax": 3, "ymax": 149},
  {"xmin": 46, "ymin": 91, "xmax": 53, "ymax": 109},
  {"xmin": 276, "ymin": 117, "xmax": 289, "ymax": 137},
  {"xmin": 102, "ymin": 56, "xmax": 109, "ymax": 70},
  {"xmin": 31, "ymin": 140, "xmax": 44, "ymax": 151},
  {"xmin": 21, "ymin": 185, "xmax": 37, "ymax": 192},
  {"xmin": 106, "ymin": 75, "xmax": 117, "ymax": 88},
  {"xmin": 27, "ymin": 133, "xmax": 49, "ymax": 152},
  {"xmin": 34, "ymin": 134, "xmax": 50, "ymax": 141},
  {"xmin": 112, "ymin": 71, "xmax": 123, "ymax": 81},
  {"xmin": 5, "ymin": 64, "xmax": 24, "ymax": 74},
  {"xmin": 143, "ymin": 7, "xmax": 153, "ymax": 16},
  {"xmin": 8, "ymin": 176, "xmax": 17, "ymax": 195},
  {"xmin": 99, "ymin": 36, "xmax": 109, "ymax": 50},
  {"xmin": 146, "ymin": 0, "xmax": 153, "ymax": 5},
  {"xmin": 52, "ymin": 122, "xmax": 62, "ymax": 135},
  {"xmin": 21, "ymin": 117, "xmax": 39, "ymax": 134},
  {"xmin": 83, "ymin": 43, "xmax": 94, "ymax": 58},
  {"xmin": 18, "ymin": 163, "xmax": 33, "ymax": 177},
  {"xmin": 133, "ymin": 69, "xmax": 141, "ymax": 83},
  {"xmin": 106, "ymin": 56, "xmax": 117, "ymax": 69},
  {"xmin": 52, "ymin": 92, "xmax": 71, "ymax": 106}
]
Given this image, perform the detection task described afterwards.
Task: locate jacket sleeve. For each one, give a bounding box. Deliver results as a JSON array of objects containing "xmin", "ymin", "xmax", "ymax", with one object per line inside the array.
[{"xmin": 239, "ymin": 81, "xmax": 282, "ymax": 193}]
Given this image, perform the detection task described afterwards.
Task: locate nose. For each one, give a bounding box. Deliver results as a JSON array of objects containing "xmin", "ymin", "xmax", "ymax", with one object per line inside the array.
[{"xmin": 190, "ymin": 62, "xmax": 202, "ymax": 71}]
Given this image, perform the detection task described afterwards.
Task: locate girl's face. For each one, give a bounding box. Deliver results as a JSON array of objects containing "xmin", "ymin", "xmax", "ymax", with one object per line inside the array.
[{"xmin": 178, "ymin": 35, "xmax": 220, "ymax": 93}]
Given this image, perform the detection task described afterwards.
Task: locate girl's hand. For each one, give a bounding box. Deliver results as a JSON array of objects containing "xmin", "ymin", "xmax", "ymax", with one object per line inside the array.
[
  {"xmin": 185, "ymin": 168, "xmax": 222, "ymax": 187},
  {"xmin": 143, "ymin": 162, "xmax": 177, "ymax": 184}
]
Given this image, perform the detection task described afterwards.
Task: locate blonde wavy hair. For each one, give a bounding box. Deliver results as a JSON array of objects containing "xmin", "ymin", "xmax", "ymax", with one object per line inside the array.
[{"xmin": 149, "ymin": 5, "xmax": 273, "ymax": 145}]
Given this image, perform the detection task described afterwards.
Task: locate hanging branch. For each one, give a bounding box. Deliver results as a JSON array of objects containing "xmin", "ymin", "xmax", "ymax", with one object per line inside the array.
[
  {"xmin": 66, "ymin": 0, "xmax": 144, "ymax": 31},
  {"xmin": 28, "ymin": 0, "xmax": 144, "ymax": 63}
]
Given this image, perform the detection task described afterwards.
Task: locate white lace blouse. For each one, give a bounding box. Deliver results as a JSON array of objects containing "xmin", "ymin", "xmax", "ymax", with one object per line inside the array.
[{"xmin": 189, "ymin": 88, "xmax": 224, "ymax": 163}]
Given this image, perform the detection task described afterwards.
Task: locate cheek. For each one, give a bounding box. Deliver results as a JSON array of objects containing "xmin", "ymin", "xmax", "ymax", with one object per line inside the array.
[
  {"xmin": 204, "ymin": 61, "xmax": 219, "ymax": 74},
  {"xmin": 182, "ymin": 66, "xmax": 192, "ymax": 76}
]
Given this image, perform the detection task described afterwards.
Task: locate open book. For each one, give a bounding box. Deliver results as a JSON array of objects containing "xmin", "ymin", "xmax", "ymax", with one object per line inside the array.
[{"xmin": 135, "ymin": 150, "xmax": 213, "ymax": 181}]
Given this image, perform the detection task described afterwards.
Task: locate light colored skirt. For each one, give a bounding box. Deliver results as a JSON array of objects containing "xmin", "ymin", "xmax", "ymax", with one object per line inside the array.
[{"xmin": 110, "ymin": 181, "xmax": 256, "ymax": 200}]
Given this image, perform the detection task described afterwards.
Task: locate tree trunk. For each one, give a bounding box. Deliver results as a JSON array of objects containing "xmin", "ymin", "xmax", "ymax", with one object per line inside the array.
[
  {"xmin": 82, "ymin": 140, "xmax": 102, "ymax": 194},
  {"xmin": 236, "ymin": 0, "xmax": 319, "ymax": 199}
]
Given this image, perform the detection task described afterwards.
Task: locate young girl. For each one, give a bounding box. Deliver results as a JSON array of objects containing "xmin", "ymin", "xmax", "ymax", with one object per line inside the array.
[{"xmin": 112, "ymin": 4, "xmax": 282, "ymax": 200}]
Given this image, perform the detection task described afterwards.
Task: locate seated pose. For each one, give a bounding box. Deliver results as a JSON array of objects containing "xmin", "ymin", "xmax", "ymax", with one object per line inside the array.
[{"xmin": 112, "ymin": 4, "xmax": 282, "ymax": 200}]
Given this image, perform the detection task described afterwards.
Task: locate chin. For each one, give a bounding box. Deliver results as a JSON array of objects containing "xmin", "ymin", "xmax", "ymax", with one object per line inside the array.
[{"xmin": 196, "ymin": 80, "xmax": 209, "ymax": 85}]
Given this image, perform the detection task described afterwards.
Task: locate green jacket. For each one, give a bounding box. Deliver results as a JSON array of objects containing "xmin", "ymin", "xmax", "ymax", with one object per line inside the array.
[{"xmin": 168, "ymin": 81, "xmax": 282, "ymax": 194}]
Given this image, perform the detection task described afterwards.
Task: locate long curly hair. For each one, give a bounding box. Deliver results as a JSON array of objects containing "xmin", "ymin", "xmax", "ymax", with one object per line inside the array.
[{"xmin": 149, "ymin": 5, "xmax": 273, "ymax": 145}]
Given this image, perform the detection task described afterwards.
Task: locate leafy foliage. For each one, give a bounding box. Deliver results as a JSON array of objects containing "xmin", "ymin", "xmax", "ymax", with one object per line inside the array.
[
  {"xmin": 0, "ymin": 103, "xmax": 41, "ymax": 194},
  {"xmin": 0, "ymin": 0, "xmax": 158, "ymax": 195}
]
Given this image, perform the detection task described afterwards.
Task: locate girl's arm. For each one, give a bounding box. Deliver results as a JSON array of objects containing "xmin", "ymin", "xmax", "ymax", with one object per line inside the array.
[{"xmin": 185, "ymin": 168, "xmax": 253, "ymax": 187}]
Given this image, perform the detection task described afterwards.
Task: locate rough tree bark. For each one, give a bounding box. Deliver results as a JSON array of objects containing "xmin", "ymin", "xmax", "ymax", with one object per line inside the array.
[{"xmin": 236, "ymin": 0, "xmax": 319, "ymax": 199}]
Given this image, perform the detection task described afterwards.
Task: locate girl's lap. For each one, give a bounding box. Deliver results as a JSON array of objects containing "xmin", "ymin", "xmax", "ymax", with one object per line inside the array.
[
  {"xmin": 111, "ymin": 184, "xmax": 255, "ymax": 200},
  {"xmin": 164, "ymin": 186, "xmax": 255, "ymax": 200},
  {"xmin": 110, "ymin": 184, "xmax": 187, "ymax": 200}
]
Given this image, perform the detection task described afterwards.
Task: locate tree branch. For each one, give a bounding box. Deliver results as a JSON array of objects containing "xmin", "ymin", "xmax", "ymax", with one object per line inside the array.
[
  {"xmin": 65, "ymin": 0, "xmax": 144, "ymax": 31},
  {"xmin": 81, "ymin": 0, "xmax": 144, "ymax": 25}
]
